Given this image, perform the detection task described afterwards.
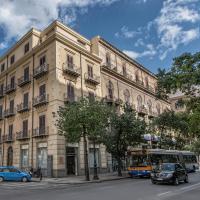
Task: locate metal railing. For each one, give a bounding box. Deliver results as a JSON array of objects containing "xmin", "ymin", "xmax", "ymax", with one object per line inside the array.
[
  {"xmin": 3, "ymin": 134, "xmax": 14, "ymax": 142},
  {"xmin": 84, "ymin": 73, "xmax": 100, "ymax": 85},
  {"xmin": 62, "ymin": 63, "xmax": 81, "ymax": 77},
  {"xmin": 16, "ymin": 130, "xmax": 30, "ymax": 140},
  {"xmin": 18, "ymin": 75, "xmax": 31, "ymax": 87},
  {"xmin": 17, "ymin": 102, "xmax": 31, "ymax": 112},
  {"xmin": 4, "ymin": 108, "xmax": 16, "ymax": 118},
  {"xmin": 33, "ymin": 127, "xmax": 49, "ymax": 137},
  {"xmin": 33, "ymin": 94, "xmax": 49, "ymax": 107},
  {"xmin": 33, "ymin": 63, "xmax": 48, "ymax": 78},
  {"xmin": 5, "ymin": 83, "xmax": 16, "ymax": 94}
]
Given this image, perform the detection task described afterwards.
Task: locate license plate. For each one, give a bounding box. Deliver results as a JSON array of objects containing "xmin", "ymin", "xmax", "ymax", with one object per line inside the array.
[{"xmin": 157, "ymin": 178, "xmax": 163, "ymax": 181}]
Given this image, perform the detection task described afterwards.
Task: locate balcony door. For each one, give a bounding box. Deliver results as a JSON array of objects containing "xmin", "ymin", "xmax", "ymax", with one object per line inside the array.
[
  {"xmin": 39, "ymin": 115, "xmax": 45, "ymax": 135},
  {"xmin": 7, "ymin": 146, "xmax": 13, "ymax": 166}
]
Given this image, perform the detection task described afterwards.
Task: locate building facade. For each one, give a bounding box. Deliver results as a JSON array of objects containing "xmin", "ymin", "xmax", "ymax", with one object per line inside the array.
[{"xmin": 0, "ymin": 21, "xmax": 170, "ymax": 177}]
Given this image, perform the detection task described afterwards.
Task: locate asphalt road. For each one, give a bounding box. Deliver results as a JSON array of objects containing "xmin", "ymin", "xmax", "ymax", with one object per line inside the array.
[{"xmin": 0, "ymin": 172, "xmax": 200, "ymax": 200}]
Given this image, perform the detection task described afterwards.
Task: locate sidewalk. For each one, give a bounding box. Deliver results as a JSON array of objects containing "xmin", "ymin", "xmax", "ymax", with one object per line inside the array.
[{"xmin": 32, "ymin": 172, "xmax": 130, "ymax": 185}]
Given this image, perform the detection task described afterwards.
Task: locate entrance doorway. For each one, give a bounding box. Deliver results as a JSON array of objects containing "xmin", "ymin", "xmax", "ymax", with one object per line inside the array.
[
  {"xmin": 7, "ymin": 146, "xmax": 13, "ymax": 166},
  {"xmin": 66, "ymin": 147, "xmax": 76, "ymax": 175}
]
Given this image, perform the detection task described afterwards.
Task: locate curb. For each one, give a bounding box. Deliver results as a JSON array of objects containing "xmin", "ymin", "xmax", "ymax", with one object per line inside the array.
[{"xmin": 46, "ymin": 176, "xmax": 130, "ymax": 185}]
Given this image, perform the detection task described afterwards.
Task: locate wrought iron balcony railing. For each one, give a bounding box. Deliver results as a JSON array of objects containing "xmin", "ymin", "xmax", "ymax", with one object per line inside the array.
[
  {"xmin": 84, "ymin": 73, "xmax": 100, "ymax": 85},
  {"xmin": 62, "ymin": 63, "xmax": 81, "ymax": 77},
  {"xmin": 33, "ymin": 63, "xmax": 48, "ymax": 79},
  {"xmin": 32, "ymin": 127, "xmax": 49, "ymax": 138},
  {"xmin": 18, "ymin": 75, "xmax": 31, "ymax": 87},
  {"xmin": 33, "ymin": 94, "xmax": 49, "ymax": 107}
]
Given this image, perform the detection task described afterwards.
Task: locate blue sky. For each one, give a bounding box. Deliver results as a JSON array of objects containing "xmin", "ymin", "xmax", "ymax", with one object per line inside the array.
[{"xmin": 0, "ymin": 0, "xmax": 200, "ymax": 73}]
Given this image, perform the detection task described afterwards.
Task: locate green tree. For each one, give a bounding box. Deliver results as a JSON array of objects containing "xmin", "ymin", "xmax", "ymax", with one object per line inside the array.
[
  {"xmin": 57, "ymin": 98, "xmax": 111, "ymax": 181},
  {"xmin": 102, "ymin": 104, "xmax": 146, "ymax": 176},
  {"xmin": 152, "ymin": 110, "xmax": 189, "ymax": 150}
]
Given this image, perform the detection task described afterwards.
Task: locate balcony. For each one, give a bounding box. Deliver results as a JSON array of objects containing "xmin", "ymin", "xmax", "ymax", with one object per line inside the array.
[
  {"xmin": 3, "ymin": 134, "xmax": 14, "ymax": 143},
  {"xmin": 18, "ymin": 75, "xmax": 31, "ymax": 87},
  {"xmin": 4, "ymin": 108, "xmax": 16, "ymax": 118},
  {"xmin": 120, "ymin": 71, "xmax": 133, "ymax": 81},
  {"xmin": 5, "ymin": 83, "xmax": 16, "ymax": 94},
  {"xmin": 32, "ymin": 127, "xmax": 49, "ymax": 138},
  {"xmin": 0, "ymin": 90, "xmax": 4, "ymax": 98},
  {"xmin": 64, "ymin": 94, "xmax": 78, "ymax": 103},
  {"xmin": 84, "ymin": 73, "xmax": 100, "ymax": 85},
  {"xmin": 17, "ymin": 102, "xmax": 31, "ymax": 113},
  {"xmin": 63, "ymin": 63, "xmax": 81, "ymax": 78},
  {"xmin": 16, "ymin": 130, "xmax": 30, "ymax": 140},
  {"xmin": 33, "ymin": 94, "xmax": 49, "ymax": 107},
  {"xmin": 136, "ymin": 80, "xmax": 144, "ymax": 87},
  {"xmin": 137, "ymin": 106, "xmax": 148, "ymax": 115},
  {"xmin": 33, "ymin": 63, "xmax": 48, "ymax": 79},
  {"xmin": 104, "ymin": 96, "xmax": 121, "ymax": 105},
  {"xmin": 102, "ymin": 63, "xmax": 118, "ymax": 72}
]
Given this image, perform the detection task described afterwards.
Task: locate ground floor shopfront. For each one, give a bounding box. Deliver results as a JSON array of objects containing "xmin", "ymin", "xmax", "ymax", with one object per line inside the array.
[{"xmin": 0, "ymin": 136, "xmax": 111, "ymax": 177}]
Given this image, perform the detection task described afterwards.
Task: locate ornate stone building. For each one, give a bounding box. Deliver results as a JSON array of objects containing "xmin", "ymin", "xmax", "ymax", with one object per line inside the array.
[{"xmin": 0, "ymin": 21, "xmax": 170, "ymax": 177}]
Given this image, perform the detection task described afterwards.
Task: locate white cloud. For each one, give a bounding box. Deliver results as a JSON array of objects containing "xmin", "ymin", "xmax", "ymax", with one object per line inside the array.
[
  {"xmin": 0, "ymin": 0, "xmax": 118, "ymax": 49},
  {"xmin": 120, "ymin": 0, "xmax": 200, "ymax": 60},
  {"xmin": 115, "ymin": 26, "xmax": 141, "ymax": 39},
  {"xmin": 155, "ymin": 0, "xmax": 200, "ymax": 59},
  {"xmin": 123, "ymin": 43, "xmax": 156, "ymax": 59}
]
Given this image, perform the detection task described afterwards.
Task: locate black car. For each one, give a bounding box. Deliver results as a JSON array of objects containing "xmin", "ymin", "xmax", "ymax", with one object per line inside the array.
[{"xmin": 151, "ymin": 163, "xmax": 189, "ymax": 185}]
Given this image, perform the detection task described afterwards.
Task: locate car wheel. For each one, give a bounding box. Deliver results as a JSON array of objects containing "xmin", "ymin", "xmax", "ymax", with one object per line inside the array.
[
  {"xmin": 184, "ymin": 175, "xmax": 189, "ymax": 183},
  {"xmin": 22, "ymin": 177, "xmax": 28, "ymax": 182},
  {"xmin": 0, "ymin": 176, "xmax": 4, "ymax": 182},
  {"xmin": 151, "ymin": 179, "xmax": 156, "ymax": 184},
  {"xmin": 174, "ymin": 177, "xmax": 179, "ymax": 185}
]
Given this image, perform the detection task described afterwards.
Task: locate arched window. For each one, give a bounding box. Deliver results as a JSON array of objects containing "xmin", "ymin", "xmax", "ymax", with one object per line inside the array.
[
  {"xmin": 147, "ymin": 99, "xmax": 152, "ymax": 114},
  {"xmin": 137, "ymin": 95, "xmax": 142, "ymax": 109},
  {"xmin": 107, "ymin": 80, "xmax": 114, "ymax": 99},
  {"xmin": 156, "ymin": 103, "xmax": 161, "ymax": 115},
  {"xmin": 145, "ymin": 77, "xmax": 149, "ymax": 88},
  {"xmin": 106, "ymin": 52, "xmax": 111, "ymax": 66},
  {"xmin": 124, "ymin": 89, "xmax": 130, "ymax": 103}
]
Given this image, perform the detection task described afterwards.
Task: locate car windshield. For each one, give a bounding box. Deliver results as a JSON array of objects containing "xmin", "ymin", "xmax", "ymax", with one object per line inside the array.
[{"xmin": 156, "ymin": 163, "xmax": 175, "ymax": 171}]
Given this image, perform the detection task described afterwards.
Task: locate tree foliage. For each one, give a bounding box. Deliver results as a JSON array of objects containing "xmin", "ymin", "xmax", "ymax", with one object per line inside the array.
[
  {"xmin": 57, "ymin": 98, "xmax": 111, "ymax": 180},
  {"xmin": 102, "ymin": 104, "xmax": 146, "ymax": 176}
]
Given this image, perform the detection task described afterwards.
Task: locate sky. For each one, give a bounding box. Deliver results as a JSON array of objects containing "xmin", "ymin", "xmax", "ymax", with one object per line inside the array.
[{"xmin": 0, "ymin": 0, "xmax": 200, "ymax": 73}]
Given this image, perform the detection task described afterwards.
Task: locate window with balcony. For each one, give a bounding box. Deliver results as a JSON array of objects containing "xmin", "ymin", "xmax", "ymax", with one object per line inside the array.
[
  {"xmin": 10, "ymin": 55, "xmax": 15, "ymax": 65},
  {"xmin": 24, "ymin": 67, "xmax": 29, "ymax": 81},
  {"xmin": 88, "ymin": 65, "xmax": 93, "ymax": 78},
  {"xmin": 24, "ymin": 43, "xmax": 29, "ymax": 54},
  {"xmin": 39, "ymin": 115, "xmax": 46, "ymax": 135},
  {"xmin": 40, "ymin": 55, "xmax": 46, "ymax": 66},
  {"xmin": 10, "ymin": 99, "xmax": 14, "ymax": 113},
  {"xmin": 18, "ymin": 67, "xmax": 30, "ymax": 87},
  {"xmin": 1, "ymin": 63, "xmax": 5, "ymax": 72},
  {"xmin": 24, "ymin": 92, "xmax": 29, "ymax": 108},
  {"xmin": 39, "ymin": 84, "xmax": 46, "ymax": 96},
  {"xmin": 67, "ymin": 55, "xmax": 74, "ymax": 69},
  {"xmin": 67, "ymin": 83, "xmax": 75, "ymax": 102},
  {"xmin": 22, "ymin": 120, "xmax": 28, "ymax": 137},
  {"xmin": 10, "ymin": 76, "xmax": 15, "ymax": 89},
  {"xmin": 8, "ymin": 124, "xmax": 13, "ymax": 140}
]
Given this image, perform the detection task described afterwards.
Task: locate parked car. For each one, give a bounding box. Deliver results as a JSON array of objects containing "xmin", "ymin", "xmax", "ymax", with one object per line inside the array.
[
  {"xmin": 0, "ymin": 166, "xmax": 32, "ymax": 182},
  {"xmin": 150, "ymin": 163, "xmax": 189, "ymax": 185}
]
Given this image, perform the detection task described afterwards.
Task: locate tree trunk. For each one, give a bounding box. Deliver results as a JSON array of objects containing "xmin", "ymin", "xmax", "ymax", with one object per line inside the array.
[
  {"xmin": 83, "ymin": 126, "xmax": 90, "ymax": 181},
  {"xmin": 117, "ymin": 157, "xmax": 122, "ymax": 177},
  {"xmin": 93, "ymin": 140, "xmax": 99, "ymax": 180}
]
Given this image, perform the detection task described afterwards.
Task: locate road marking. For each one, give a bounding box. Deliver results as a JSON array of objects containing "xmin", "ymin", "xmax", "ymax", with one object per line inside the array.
[
  {"xmin": 157, "ymin": 191, "xmax": 172, "ymax": 197},
  {"xmin": 180, "ymin": 182, "xmax": 200, "ymax": 190}
]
